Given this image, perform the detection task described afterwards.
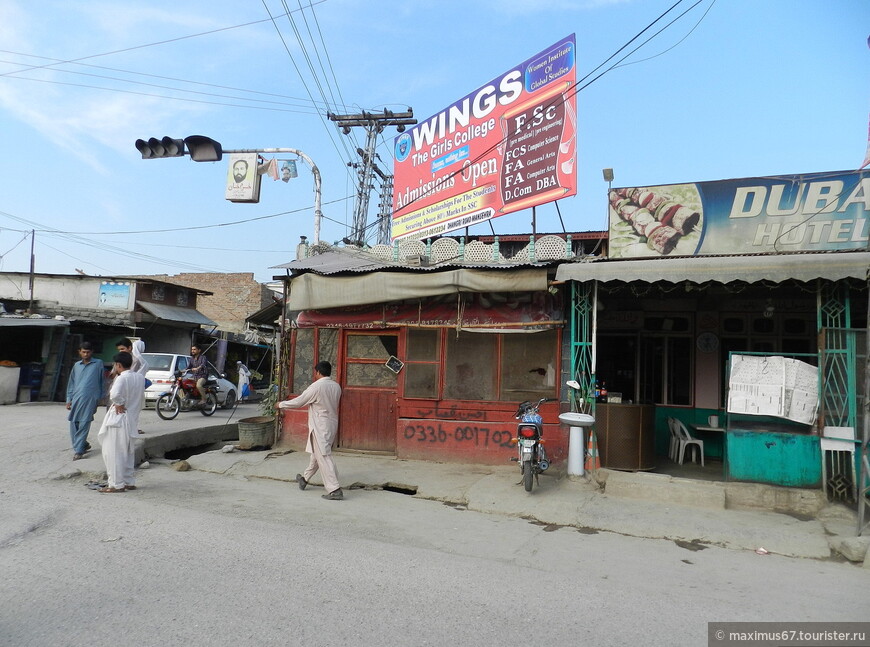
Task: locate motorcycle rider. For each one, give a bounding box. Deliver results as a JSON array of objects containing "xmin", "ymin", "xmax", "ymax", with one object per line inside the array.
[{"xmin": 188, "ymin": 343, "xmax": 209, "ymax": 407}]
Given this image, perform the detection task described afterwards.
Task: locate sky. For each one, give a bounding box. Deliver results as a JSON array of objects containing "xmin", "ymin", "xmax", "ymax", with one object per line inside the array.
[{"xmin": 0, "ymin": 0, "xmax": 867, "ymax": 283}]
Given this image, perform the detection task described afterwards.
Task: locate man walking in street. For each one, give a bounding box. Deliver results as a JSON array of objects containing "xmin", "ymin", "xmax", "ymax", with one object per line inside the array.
[
  {"xmin": 65, "ymin": 341, "xmax": 104, "ymax": 460},
  {"xmin": 278, "ymin": 361, "xmax": 343, "ymax": 500},
  {"xmin": 97, "ymin": 351, "xmax": 145, "ymax": 493}
]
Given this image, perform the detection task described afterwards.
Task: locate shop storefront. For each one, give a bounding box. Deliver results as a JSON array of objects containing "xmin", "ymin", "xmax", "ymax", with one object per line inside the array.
[
  {"xmin": 557, "ymin": 168, "xmax": 869, "ymax": 495},
  {"xmin": 277, "ymin": 261, "xmax": 573, "ymax": 465},
  {"xmin": 277, "ymin": 169, "xmax": 868, "ymax": 499}
]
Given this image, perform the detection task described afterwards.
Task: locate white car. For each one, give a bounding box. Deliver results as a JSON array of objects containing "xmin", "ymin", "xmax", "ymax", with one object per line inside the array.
[{"xmin": 142, "ymin": 353, "xmax": 238, "ymax": 409}]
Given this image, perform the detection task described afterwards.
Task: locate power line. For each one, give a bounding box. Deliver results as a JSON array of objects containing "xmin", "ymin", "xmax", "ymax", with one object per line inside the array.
[
  {"xmin": 304, "ymin": 0, "xmax": 350, "ymax": 113},
  {"xmin": 113, "ymin": 242, "xmax": 300, "ymax": 253},
  {"xmin": 38, "ymin": 240, "xmax": 115, "ymax": 274},
  {"xmin": 0, "ymin": 195, "xmax": 353, "ymax": 236},
  {"xmin": 613, "ymin": 0, "xmax": 717, "ymax": 70},
  {"xmin": 0, "ymin": 230, "xmax": 31, "ymax": 260},
  {"xmin": 261, "ymin": 0, "xmax": 357, "ymax": 180},
  {"xmin": 0, "ymin": 55, "xmax": 324, "ymax": 111},
  {"xmin": 2, "ymin": 75, "xmax": 320, "ymax": 114},
  {"xmin": 283, "ymin": 0, "xmax": 340, "ymax": 112},
  {"xmin": 392, "ymin": 0, "xmax": 711, "ymax": 217},
  {"xmin": 0, "ymin": 5, "xmax": 325, "ymax": 78},
  {"xmin": 0, "ymin": 49, "xmax": 331, "ymax": 106},
  {"xmin": 0, "ymin": 211, "xmax": 248, "ymax": 272}
]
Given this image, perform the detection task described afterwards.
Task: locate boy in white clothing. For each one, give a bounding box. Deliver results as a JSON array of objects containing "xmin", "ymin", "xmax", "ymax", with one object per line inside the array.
[{"xmin": 98, "ymin": 352, "xmax": 145, "ymax": 493}]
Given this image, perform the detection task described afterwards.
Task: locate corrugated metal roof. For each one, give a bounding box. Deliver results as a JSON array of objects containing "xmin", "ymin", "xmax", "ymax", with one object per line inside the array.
[
  {"xmin": 271, "ymin": 247, "xmax": 557, "ymax": 276},
  {"xmin": 136, "ymin": 301, "xmax": 216, "ymax": 326},
  {"xmin": 0, "ymin": 316, "xmax": 69, "ymax": 328},
  {"xmin": 555, "ymin": 250, "xmax": 870, "ymax": 284},
  {"xmin": 272, "ymin": 248, "xmax": 398, "ymax": 274}
]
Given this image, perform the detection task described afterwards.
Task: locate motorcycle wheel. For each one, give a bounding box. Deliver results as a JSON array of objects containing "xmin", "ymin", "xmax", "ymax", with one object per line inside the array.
[
  {"xmin": 523, "ymin": 459, "xmax": 534, "ymax": 492},
  {"xmin": 200, "ymin": 392, "xmax": 218, "ymax": 416},
  {"xmin": 156, "ymin": 394, "xmax": 180, "ymax": 420}
]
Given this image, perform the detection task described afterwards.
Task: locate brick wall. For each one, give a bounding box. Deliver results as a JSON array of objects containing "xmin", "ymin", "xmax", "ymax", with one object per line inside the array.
[{"xmin": 139, "ymin": 273, "xmax": 273, "ymax": 333}]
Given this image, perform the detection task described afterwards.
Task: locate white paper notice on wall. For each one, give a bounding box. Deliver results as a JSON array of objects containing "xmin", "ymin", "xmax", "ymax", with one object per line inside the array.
[{"xmin": 727, "ymin": 354, "xmax": 818, "ymax": 425}]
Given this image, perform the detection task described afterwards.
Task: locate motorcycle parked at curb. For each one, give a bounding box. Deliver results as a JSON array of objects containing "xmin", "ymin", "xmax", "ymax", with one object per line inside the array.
[
  {"xmin": 155, "ymin": 370, "xmax": 219, "ymax": 420},
  {"xmin": 510, "ymin": 397, "xmax": 557, "ymax": 492}
]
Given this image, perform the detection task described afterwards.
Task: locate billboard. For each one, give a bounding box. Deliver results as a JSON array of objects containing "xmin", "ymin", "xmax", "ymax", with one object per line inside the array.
[
  {"xmin": 392, "ymin": 35, "xmax": 577, "ymax": 241},
  {"xmin": 608, "ymin": 169, "xmax": 870, "ymax": 258},
  {"xmin": 225, "ymin": 153, "xmax": 261, "ymax": 203},
  {"xmin": 98, "ymin": 281, "xmax": 130, "ymax": 309}
]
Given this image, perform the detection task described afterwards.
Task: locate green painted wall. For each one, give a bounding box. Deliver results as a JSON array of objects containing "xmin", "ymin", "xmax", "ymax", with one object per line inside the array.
[{"xmin": 725, "ymin": 430, "xmax": 821, "ymax": 487}]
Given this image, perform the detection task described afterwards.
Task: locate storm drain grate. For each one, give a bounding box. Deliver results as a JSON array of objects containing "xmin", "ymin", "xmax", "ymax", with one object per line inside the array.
[
  {"xmin": 382, "ymin": 483, "xmax": 418, "ymax": 496},
  {"xmin": 163, "ymin": 443, "xmax": 223, "ymax": 461}
]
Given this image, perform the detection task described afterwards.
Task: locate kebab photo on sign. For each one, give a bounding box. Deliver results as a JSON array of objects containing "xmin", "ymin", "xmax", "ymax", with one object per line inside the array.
[{"xmin": 607, "ymin": 184, "xmax": 703, "ymax": 258}]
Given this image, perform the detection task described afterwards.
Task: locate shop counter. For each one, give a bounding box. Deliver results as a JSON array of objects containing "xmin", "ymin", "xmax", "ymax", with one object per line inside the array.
[{"xmin": 595, "ymin": 403, "xmax": 656, "ymax": 471}]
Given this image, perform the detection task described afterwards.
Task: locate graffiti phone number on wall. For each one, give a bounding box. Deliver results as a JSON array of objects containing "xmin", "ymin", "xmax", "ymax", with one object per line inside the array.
[{"xmin": 403, "ymin": 423, "xmax": 514, "ymax": 449}]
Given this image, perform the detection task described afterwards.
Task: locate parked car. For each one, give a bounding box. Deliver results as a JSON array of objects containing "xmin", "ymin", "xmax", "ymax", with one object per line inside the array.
[{"xmin": 142, "ymin": 353, "xmax": 238, "ymax": 409}]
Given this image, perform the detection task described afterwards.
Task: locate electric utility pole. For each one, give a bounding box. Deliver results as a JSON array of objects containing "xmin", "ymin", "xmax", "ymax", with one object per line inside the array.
[
  {"xmin": 372, "ymin": 163, "xmax": 393, "ymax": 246},
  {"xmin": 328, "ymin": 109, "xmax": 415, "ymax": 245}
]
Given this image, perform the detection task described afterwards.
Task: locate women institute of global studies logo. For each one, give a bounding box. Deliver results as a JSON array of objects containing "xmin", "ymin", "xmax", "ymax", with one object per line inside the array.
[{"xmin": 395, "ymin": 132, "xmax": 412, "ymax": 163}]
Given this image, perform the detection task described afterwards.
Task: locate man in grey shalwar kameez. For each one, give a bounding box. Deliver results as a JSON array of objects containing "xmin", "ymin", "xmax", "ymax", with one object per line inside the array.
[
  {"xmin": 278, "ymin": 361, "xmax": 344, "ymax": 500},
  {"xmin": 65, "ymin": 341, "xmax": 104, "ymax": 460}
]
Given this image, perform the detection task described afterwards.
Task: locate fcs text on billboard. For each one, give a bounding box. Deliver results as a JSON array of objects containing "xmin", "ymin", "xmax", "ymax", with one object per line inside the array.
[
  {"xmin": 391, "ymin": 35, "xmax": 577, "ymax": 242},
  {"xmin": 607, "ymin": 169, "xmax": 870, "ymax": 258}
]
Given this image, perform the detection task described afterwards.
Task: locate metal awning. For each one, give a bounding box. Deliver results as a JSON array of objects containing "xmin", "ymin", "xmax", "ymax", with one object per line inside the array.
[
  {"xmin": 555, "ymin": 252, "xmax": 870, "ymax": 284},
  {"xmin": 287, "ymin": 267, "xmax": 548, "ymax": 311},
  {"xmin": 136, "ymin": 301, "xmax": 215, "ymax": 326},
  {"xmin": 0, "ymin": 317, "xmax": 69, "ymax": 327}
]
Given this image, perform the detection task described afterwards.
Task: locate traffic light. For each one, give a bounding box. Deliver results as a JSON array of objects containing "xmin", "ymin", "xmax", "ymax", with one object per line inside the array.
[
  {"xmin": 135, "ymin": 136, "xmax": 185, "ymax": 159},
  {"xmin": 184, "ymin": 135, "xmax": 222, "ymax": 162}
]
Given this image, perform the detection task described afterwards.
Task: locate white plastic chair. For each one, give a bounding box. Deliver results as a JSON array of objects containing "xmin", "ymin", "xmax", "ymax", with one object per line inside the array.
[
  {"xmin": 673, "ymin": 419, "xmax": 704, "ymax": 466},
  {"xmin": 666, "ymin": 417, "xmax": 679, "ymax": 462}
]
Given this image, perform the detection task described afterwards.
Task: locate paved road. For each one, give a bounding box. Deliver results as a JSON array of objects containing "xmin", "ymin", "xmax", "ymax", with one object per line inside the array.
[{"xmin": 1, "ymin": 403, "xmax": 868, "ymax": 647}]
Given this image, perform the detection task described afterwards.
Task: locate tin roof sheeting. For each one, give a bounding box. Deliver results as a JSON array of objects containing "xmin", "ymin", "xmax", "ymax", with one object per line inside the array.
[{"xmin": 555, "ymin": 251, "xmax": 870, "ymax": 284}]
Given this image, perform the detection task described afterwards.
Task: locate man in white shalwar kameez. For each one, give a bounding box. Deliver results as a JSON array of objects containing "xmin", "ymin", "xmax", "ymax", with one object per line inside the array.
[
  {"xmin": 114, "ymin": 338, "xmax": 149, "ymax": 433},
  {"xmin": 278, "ymin": 361, "xmax": 344, "ymax": 500},
  {"xmin": 98, "ymin": 352, "xmax": 145, "ymax": 493},
  {"xmin": 236, "ymin": 361, "xmax": 251, "ymax": 402}
]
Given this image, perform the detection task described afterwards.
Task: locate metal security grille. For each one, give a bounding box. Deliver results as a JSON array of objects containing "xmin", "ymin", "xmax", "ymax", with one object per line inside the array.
[
  {"xmin": 570, "ymin": 281, "xmax": 596, "ymax": 415},
  {"xmin": 818, "ymin": 281, "xmax": 864, "ymax": 506},
  {"xmin": 820, "ymin": 327, "xmax": 864, "ymax": 435}
]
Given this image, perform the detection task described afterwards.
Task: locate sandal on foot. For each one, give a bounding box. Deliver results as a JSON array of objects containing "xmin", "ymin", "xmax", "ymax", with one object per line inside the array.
[
  {"xmin": 73, "ymin": 453, "xmax": 84, "ymax": 461},
  {"xmin": 98, "ymin": 487, "xmax": 126, "ymax": 493},
  {"xmin": 124, "ymin": 485, "xmax": 137, "ymax": 490}
]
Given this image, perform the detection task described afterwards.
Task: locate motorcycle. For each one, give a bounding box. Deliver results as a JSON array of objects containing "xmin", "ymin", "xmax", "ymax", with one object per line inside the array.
[
  {"xmin": 510, "ymin": 397, "xmax": 557, "ymax": 492},
  {"xmin": 155, "ymin": 370, "xmax": 219, "ymax": 420}
]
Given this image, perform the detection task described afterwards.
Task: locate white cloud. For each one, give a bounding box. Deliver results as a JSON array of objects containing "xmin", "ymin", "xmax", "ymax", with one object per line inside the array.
[{"xmin": 0, "ymin": 2, "xmax": 228, "ymax": 171}]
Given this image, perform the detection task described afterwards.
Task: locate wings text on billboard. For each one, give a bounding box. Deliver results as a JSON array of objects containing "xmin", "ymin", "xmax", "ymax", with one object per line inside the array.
[{"xmin": 392, "ymin": 35, "xmax": 577, "ymax": 242}]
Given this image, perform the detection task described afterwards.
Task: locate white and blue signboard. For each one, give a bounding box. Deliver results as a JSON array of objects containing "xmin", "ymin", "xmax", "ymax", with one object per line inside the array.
[
  {"xmin": 98, "ymin": 281, "xmax": 131, "ymax": 309},
  {"xmin": 608, "ymin": 169, "xmax": 869, "ymax": 258}
]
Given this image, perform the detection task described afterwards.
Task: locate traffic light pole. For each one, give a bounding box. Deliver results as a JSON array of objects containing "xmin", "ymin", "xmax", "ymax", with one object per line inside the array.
[
  {"xmin": 136, "ymin": 136, "xmax": 323, "ymax": 245},
  {"xmin": 222, "ymin": 148, "xmax": 322, "ymax": 245}
]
